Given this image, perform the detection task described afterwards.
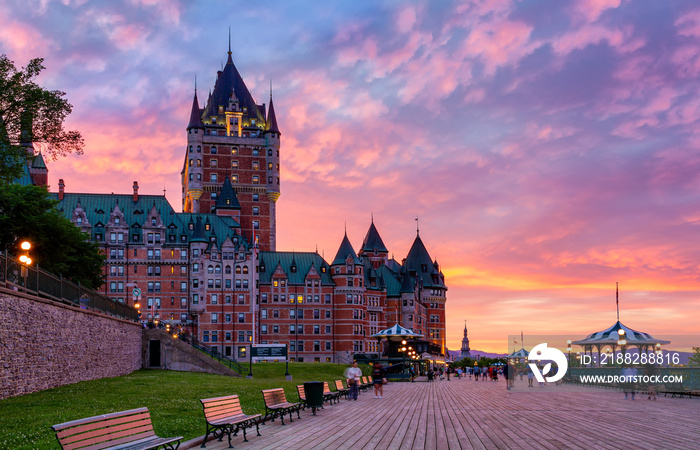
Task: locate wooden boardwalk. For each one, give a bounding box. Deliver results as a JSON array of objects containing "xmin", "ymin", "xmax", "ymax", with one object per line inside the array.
[{"xmin": 184, "ymin": 377, "xmax": 700, "ymax": 449}]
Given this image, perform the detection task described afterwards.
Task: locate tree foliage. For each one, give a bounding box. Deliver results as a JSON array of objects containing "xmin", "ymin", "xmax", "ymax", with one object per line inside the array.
[
  {"xmin": 689, "ymin": 347, "xmax": 700, "ymax": 367},
  {"xmin": 0, "ymin": 55, "xmax": 84, "ymax": 183},
  {"xmin": 0, "ymin": 183, "xmax": 104, "ymax": 289}
]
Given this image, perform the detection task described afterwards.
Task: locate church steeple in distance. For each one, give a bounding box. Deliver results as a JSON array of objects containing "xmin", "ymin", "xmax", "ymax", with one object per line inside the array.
[{"xmin": 460, "ymin": 320, "xmax": 471, "ymax": 358}]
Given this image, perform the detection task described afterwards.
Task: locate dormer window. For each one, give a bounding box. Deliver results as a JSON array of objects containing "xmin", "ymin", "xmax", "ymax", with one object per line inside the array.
[
  {"xmin": 76, "ymin": 217, "xmax": 82, "ymax": 225},
  {"xmin": 205, "ymin": 224, "xmax": 211, "ymax": 231},
  {"xmin": 151, "ymin": 218, "xmax": 156, "ymax": 226},
  {"xmin": 115, "ymin": 217, "xmax": 120, "ymax": 225}
]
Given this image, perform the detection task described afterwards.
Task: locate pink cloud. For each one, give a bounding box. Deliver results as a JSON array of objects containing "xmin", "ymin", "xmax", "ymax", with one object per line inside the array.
[
  {"xmin": 551, "ymin": 24, "xmax": 644, "ymax": 56},
  {"xmin": 395, "ymin": 5, "xmax": 418, "ymax": 34},
  {"xmin": 572, "ymin": 0, "xmax": 622, "ymax": 23},
  {"xmin": 675, "ymin": 9, "xmax": 700, "ymax": 37},
  {"xmin": 462, "ymin": 19, "xmax": 536, "ymax": 76},
  {"xmin": 0, "ymin": 9, "xmax": 52, "ymax": 62}
]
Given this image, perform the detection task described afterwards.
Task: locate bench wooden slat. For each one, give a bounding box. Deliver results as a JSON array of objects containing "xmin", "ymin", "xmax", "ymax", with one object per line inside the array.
[
  {"xmin": 64, "ymin": 430, "xmax": 154, "ymax": 450},
  {"xmin": 63, "ymin": 425, "xmax": 154, "ymax": 450},
  {"xmin": 61, "ymin": 419, "xmax": 153, "ymax": 445},
  {"xmin": 56, "ymin": 412, "xmax": 152, "ymax": 438},
  {"xmin": 53, "ymin": 408, "xmax": 150, "ymax": 432}
]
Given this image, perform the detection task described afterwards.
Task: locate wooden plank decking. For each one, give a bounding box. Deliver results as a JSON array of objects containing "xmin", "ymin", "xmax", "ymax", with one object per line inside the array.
[{"xmin": 185, "ymin": 377, "xmax": 700, "ymax": 449}]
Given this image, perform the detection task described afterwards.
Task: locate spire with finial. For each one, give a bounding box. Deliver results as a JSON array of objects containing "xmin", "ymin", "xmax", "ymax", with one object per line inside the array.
[
  {"xmin": 416, "ymin": 215, "xmax": 420, "ymax": 235},
  {"xmin": 187, "ymin": 76, "xmax": 204, "ymax": 130},
  {"xmin": 265, "ymin": 79, "xmax": 280, "ymax": 134}
]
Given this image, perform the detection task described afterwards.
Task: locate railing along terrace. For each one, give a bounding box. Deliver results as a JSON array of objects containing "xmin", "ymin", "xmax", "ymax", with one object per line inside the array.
[
  {"xmin": 178, "ymin": 333, "xmax": 248, "ymax": 375},
  {"xmin": 0, "ymin": 251, "xmax": 139, "ymax": 322}
]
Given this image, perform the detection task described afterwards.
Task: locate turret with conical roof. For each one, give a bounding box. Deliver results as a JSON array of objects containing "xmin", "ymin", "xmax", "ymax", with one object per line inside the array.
[
  {"xmin": 332, "ymin": 231, "xmax": 361, "ymax": 266},
  {"xmin": 187, "ymin": 86, "xmax": 204, "ymax": 131},
  {"xmin": 358, "ymin": 217, "xmax": 389, "ymax": 269},
  {"xmin": 265, "ymin": 94, "xmax": 280, "ymax": 135}
]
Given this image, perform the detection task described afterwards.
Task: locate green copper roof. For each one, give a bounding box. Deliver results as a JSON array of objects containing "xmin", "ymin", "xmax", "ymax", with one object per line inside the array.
[
  {"xmin": 258, "ymin": 251, "xmax": 334, "ymax": 286},
  {"xmin": 215, "ymin": 176, "xmax": 241, "ymax": 210},
  {"xmin": 403, "ymin": 233, "xmax": 446, "ymax": 289},
  {"xmin": 377, "ymin": 264, "xmax": 402, "ymax": 297},
  {"xmin": 50, "ymin": 191, "xmax": 247, "ymax": 247},
  {"xmin": 331, "ymin": 232, "xmax": 361, "ymax": 265},
  {"xmin": 361, "ymin": 220, "xmax": 388, "ymax": 253},
  {"xmin": 32, "ymin": 152, "xmax": 47, "ymax": 169}
]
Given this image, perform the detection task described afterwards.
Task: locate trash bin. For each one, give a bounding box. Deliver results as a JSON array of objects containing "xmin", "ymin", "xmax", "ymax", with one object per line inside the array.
[{"xmin": 303, "ymin": 381, "xmax": 324, "ymax": 415}]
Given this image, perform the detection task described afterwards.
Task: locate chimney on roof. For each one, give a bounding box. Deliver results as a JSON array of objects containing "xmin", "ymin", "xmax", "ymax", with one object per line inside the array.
[
  {"xmin": 58, "ymin": 179, "xmax": 65, "ymax": 201},
  {"xmin": 133, "ymin": 181, "xmax": 139, "ymax": 202}
]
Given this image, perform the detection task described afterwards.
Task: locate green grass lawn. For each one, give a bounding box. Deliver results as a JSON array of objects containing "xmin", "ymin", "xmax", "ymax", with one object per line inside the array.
[{"xmin": 0, "ymin": 363, "xmax": 370, "ymax": 450}]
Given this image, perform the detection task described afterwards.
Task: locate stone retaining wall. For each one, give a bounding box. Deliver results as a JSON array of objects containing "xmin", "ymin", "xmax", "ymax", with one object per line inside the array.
[{"xmin": 0, "ymin": 288, "xmax": 142, "ymax": 399}]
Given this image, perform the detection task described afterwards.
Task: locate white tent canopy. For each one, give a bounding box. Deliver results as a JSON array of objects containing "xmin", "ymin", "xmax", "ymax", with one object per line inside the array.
[
  {"xmin": 370, "ymin": 323, "xmax": 423, "ymax": 339},
  {"xmin": 507, "ymin": 348, "xmax": 529, "ymax": 359},
  {"xmin": 572, "ymin": 321, "xmax": 670, "ymax": 347}
]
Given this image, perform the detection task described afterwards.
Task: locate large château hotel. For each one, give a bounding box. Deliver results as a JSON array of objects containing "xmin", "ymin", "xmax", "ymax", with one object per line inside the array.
[{"xmin": 26, "ymin": 45, "xmax": 449, "ymax": 362}]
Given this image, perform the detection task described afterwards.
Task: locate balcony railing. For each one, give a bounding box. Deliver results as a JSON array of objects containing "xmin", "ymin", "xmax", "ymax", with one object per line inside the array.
[{"xmin": 0, "ymin": 251, "xmax": 139, "ymax": 322}]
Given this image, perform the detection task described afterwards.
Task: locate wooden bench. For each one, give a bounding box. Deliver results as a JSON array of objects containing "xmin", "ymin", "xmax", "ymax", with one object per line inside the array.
[
  {"xmin": 323, "ymin": 382, "xmax": 340, "ymax": 405},
  {"xmin": 334, "ymin": 380, "xmax": 349, "ymax": 400},
  {"xmin": 360, "ymin": 376, "xmax": 372, "ymax": 392},
  {"xmin": 52, "ymin": 407, "xmax": 182, "ymax": 450},
  {"xmin": 261, "ymin": 388, "xmax": 302, "ymax": 425},
  {"xmin": 660, "ymin": 385, "xmax": 693, "ymax": 398},
  {"xmin": 200, "ymin": 394, "xmax": 261, "ymax": 448}
]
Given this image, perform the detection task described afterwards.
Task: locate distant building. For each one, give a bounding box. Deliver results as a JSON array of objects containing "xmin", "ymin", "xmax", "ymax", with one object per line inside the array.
[
  {"xmin": 27, "ymin": 42, "xmax": 449, "ymax": 362},
  {"xmin": 460, "ymin": 321, "xmax": 471, "ymax": 358}
]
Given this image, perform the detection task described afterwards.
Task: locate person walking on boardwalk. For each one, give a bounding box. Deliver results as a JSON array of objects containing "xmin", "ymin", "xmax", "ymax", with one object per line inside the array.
[
  {"xmin": 345, "ymin": 361, "xmax": 362, "ymax": 401},
  {"xmin": 372, "ymin": 363, "xmax": 386, "ymax": 398},
  {"xmin": 527, "ymin": 366, "xmax": 534, "ymax": 387}
]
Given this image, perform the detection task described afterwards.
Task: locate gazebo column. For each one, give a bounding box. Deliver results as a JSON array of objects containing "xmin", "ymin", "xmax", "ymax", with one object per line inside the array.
[{"xmin": 596, "ymin": 345, "xmax": 602, "ymax": 368}]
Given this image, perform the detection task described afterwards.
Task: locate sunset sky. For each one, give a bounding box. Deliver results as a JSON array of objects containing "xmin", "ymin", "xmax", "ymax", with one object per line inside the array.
[{"xmin": 3, "ymin": 0, "xmax": 700, "ymax": 353}]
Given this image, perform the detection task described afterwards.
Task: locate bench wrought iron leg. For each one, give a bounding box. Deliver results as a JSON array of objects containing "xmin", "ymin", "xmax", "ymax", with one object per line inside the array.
[
  {"xmin": 227, "ymin": 427, "xmax": 233, "ymax": 449},
  {"xmin": 288, "ymin": 409, "xmax": 294, "ymax": 423},
  {"xmin": 256, "ymin": 420, "xmax": 261, "ymax": 436},
  {"xmin": 296, "ymin": 407, "xmax": 301, "ymax": 419},
  {"xmin": 242, "ymin": 426, "xmax": 248, "ymax": 443},
  {"xmin": 201, "ymin": 424, "xmax": 212, "ymax": 448}
]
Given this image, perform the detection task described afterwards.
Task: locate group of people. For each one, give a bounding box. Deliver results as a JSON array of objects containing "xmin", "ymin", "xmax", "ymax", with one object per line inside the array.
[{"xmin": 345, "ymin": 361, "xmax": 387, "ymax": 400}]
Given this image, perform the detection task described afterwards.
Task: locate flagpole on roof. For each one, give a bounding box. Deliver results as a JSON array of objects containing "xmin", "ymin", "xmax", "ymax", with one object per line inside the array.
[{"xmin": 616, "ymin": 282, "xmax": 619, "ymax": 322}]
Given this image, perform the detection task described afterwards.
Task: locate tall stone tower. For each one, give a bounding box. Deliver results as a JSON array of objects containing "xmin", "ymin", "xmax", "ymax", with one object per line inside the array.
[
  {"xmin": 460, "ymin": 321, "xmax": 471, "ymax": 358},
  {"xmin": 182, "ymin": 41, "xmax": 281, "ymax": 251}
]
